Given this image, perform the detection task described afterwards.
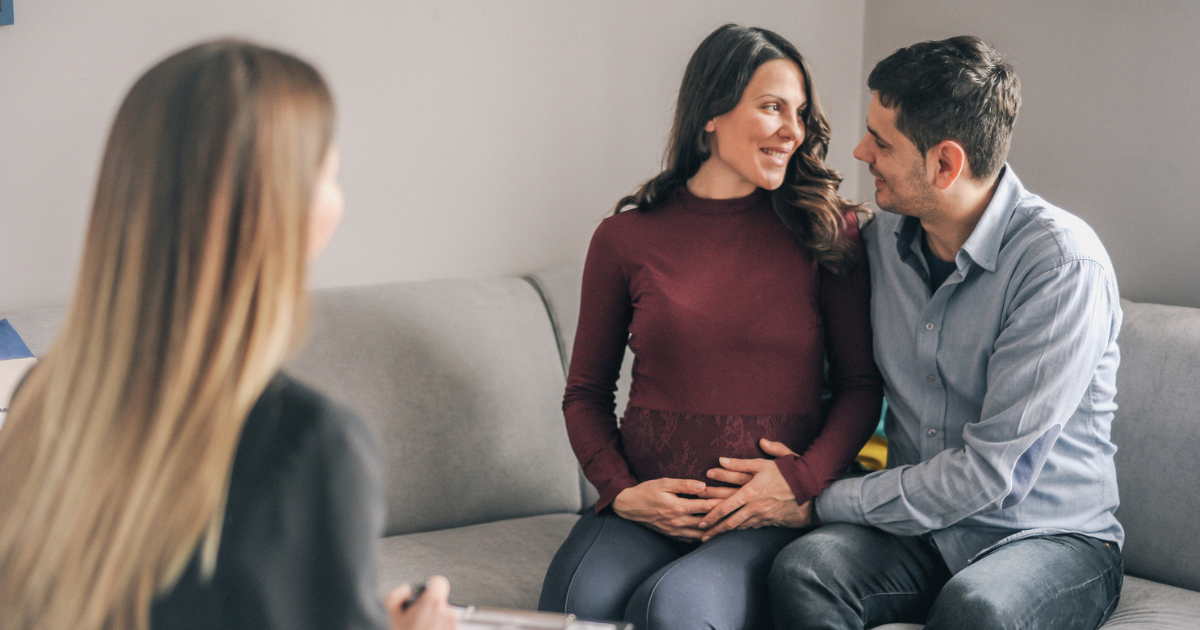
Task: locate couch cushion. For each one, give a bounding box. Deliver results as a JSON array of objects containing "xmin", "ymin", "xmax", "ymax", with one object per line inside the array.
[
  {"xmin": 866, "ymin": 576, "xmax": 1200, "ymax": 629},
  {"xmin": 288, "ymin": 278, "xmax": 582, "ymax": 536},
  {"xmin": 1111, "ymin": 299, "xmax": 1200, "ymax": 591},
  {"xmin": 1100, "ymin": 576, "xmax": 1200, "ymax": 629},
  {"xmin": 378, "ymin": 513, "xmax": 579, "ymax": 610},
  {"xmin": 0, "ymin": 307, "xmax": 67, "ymax": 357}
]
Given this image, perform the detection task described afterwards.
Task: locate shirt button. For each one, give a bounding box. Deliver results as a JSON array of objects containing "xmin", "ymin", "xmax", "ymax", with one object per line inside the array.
[
  {"xmin": 927, "ymin": 429, "xmax": 938, "ymax": 437},
  {"xmin": 927, "ymin": 374, "xmax": 936, "ymax": 382},
  {"xmin": 925, "ymin": 322, "xmax": 935, "ymax": 330}
]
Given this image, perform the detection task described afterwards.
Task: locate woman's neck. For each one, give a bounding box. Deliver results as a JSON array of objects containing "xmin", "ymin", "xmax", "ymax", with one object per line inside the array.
[{"xmin": 687, "ymin": 157, "xmax": 758, "ymax": 199}]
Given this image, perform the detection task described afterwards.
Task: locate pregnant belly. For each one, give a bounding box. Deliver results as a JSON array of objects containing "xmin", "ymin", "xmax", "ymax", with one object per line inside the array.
[{"xmin": 619, "ymin": 405, "xmax": 820, "ymax": 484}]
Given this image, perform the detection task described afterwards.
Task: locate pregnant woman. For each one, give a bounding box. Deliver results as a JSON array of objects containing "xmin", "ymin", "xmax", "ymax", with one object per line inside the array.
[{"xmin": 538, "ymin": 24, "xmax": 883, "ymax": 630}]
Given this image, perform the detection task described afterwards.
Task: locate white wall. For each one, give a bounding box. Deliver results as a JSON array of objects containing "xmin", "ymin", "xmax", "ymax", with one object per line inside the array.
[
  {"xmin": 0, "ymin": 0, "xmax": 866, "ymax": 312},
  {"xmin": 861, "ymin": 0, "xmax": 1200, "ymax": 309}
]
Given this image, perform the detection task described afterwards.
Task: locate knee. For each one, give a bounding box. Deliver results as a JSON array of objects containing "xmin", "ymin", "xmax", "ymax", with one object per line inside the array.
[
  {"xmin": 769, "ymin": 526, "xmax": 857, "ymax": 599},
  {"xmin": 625, "ymin": 570, "xmax": 707, "ymax": 630},
  {"xmin": 929, "ymin": 579, "xmax": 1015, "ymax": 630},
  {"xmin": 769, "ymin": 525, "xmax": 873, "ymax": 629},
  {"xmin": 768, "ymin": 543, "xmax": 820, "ymax": 601},
  {"xmin": 539, "ymin": 512, "xmax": 622, "ymax": 617}
]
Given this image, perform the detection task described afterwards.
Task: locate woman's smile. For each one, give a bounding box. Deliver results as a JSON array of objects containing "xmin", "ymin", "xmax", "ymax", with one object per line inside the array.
[{"xmin": 760, "ymin": 146, "xmax": 793, "ymax": 167}]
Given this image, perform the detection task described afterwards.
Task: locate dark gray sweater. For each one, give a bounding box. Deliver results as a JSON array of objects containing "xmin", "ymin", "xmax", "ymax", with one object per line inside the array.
[{"xmin": 152, "ymin": 374, "xmax": 389, "ymax": 630}]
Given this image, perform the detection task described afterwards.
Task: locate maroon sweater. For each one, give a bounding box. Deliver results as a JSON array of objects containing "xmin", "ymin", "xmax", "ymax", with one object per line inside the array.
[{"xmin": 564, "ymin": 186, "xmax": 883, "ymax": 513}]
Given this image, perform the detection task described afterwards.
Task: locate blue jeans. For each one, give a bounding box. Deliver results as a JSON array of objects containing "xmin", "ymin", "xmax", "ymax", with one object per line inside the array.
[
  {"xmin": 539, "ymin": 508, "xmax": 806, "ymax": 630},
  {"xmin": 769, "ymin": 524, "xmax": 1123, "ymax": 630}
]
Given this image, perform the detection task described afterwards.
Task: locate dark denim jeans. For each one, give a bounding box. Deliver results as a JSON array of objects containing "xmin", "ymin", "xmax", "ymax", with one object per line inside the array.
[
  {"xmin": 769, "ymin": 524, "xmax": 1123, "ymax": 630},
  {"xmin": 539, "ymin": 507, "xmax": 806, "ymax": 630}
]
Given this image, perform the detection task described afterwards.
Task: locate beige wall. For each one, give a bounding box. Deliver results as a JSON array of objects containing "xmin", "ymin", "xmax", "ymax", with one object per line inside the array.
[
  {"xmin": 0, "ymin": 1, "xmax": 866, "ymax": 312},
  {"xmin": 860, "ymin": 0, "xmax": 1200, "ymax": 308}
]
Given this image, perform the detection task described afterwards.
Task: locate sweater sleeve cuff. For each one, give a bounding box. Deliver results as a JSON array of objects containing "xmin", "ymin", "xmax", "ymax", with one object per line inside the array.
[
  {"xmin": 774, "ymin": 454, "xmax": 820, "ymax": 505},
  {"xmin": 813, "ymin": 477, "xmax": 867, "ymax": 525},
  {"xmin": 593, "ymin": 475, "xmax": 639, "ymax": 513}
]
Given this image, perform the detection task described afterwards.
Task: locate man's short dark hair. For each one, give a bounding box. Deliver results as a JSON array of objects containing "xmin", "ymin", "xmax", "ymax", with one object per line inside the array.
[{"xmin": 868, "ymin": 36, "xmax": 1020, "ymax": 180}]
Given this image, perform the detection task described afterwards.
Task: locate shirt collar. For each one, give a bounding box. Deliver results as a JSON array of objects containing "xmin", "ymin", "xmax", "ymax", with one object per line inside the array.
[
  {"xmin": 894, "ymin": 214, "xmax": 922, "ymax": 263},
  {"xmin": 891, "ymin": 164, "xmax": 1024, "ymax": 273},
  {"xmin": 959, "ymin": 165, "xmax": 1022, "ymax": 273}
]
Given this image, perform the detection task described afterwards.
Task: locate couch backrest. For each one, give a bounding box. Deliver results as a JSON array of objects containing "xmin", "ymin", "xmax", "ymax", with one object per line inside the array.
[
  {"xmin": 9, "ymin": 285, "xmax": 1198, "ymax": 589},
  {"xmin": 1, "ymin": 276, "xmax": 583, "ymax": 537},
  {"xmin": 1111, "ymin": 299, "xmax": 1200, "ymax": 591},
  {"xmin": 287, "ymin": 278, "xmax": 582, "ymax": 536}
]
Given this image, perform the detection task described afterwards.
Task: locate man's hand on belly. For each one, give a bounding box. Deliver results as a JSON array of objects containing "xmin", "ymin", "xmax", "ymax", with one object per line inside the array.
[
  {"xmin": 698, "ymin": 439, "xmax": 813, "ymax": 541},
  {"xmin": 612, "ymin": 478, "xmax": 723, "ymax": 541}
]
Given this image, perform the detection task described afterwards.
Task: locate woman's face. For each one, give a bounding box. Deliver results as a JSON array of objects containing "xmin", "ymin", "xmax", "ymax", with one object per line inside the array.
[
  {"xmin": 307, "ymin": 145, "xmax": 344, "ymax": 261},
  {"xmin": 699, "ymin": 59, "xmax": 807, "ymax": 196}
]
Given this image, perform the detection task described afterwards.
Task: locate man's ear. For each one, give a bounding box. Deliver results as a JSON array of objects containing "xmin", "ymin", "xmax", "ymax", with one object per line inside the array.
[{"xmin": 928, "ymin": 140, "xmax": 968, "ymax": 190}]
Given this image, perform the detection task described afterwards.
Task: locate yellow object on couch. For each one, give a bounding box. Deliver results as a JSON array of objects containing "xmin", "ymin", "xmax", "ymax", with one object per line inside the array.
[
  {"xmin": 854, "ymin": 434, "xmax": 888, "ymax": 472},
  {"xmin": 852, "ymin": 399, "xmax": 889, "ymax": 471}
]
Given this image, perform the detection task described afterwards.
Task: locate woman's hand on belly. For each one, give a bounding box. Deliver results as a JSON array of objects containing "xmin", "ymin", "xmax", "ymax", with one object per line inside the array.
[
  {"xmin": 697, "ymin": 439, "xmax": 814, "ymax": 542},
  {"xmin": 612, "ymin": 478, "xmax": 723, "ymax": 541}
]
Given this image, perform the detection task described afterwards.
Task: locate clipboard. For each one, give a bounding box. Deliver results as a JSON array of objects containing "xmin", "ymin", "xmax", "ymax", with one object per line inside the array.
[{"xmin": 454, "ymin": 606, "xmax": 633, "ymax": 630}]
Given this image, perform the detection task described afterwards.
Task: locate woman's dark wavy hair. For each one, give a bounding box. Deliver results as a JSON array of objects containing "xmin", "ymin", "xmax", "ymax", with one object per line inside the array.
[{"xmin": 616, "ymin": 24, "xmax": 863, "ymax": 275}]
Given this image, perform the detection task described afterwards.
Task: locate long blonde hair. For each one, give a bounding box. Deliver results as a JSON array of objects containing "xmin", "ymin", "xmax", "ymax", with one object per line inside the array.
[{"xmin": 0, "ymin": 40, "xmax": 334, "ymax": 630}]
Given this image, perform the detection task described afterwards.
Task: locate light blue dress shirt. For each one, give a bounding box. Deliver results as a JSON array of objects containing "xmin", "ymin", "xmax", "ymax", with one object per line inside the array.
[{"xmin": 815, "ymin": 166, "xmax": 1124, "ymax": 574}]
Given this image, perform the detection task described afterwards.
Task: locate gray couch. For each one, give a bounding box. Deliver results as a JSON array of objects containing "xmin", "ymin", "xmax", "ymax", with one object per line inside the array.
[{"xmin": 2, "ymin": 266, "xmax": 1198, "ymax": 628}]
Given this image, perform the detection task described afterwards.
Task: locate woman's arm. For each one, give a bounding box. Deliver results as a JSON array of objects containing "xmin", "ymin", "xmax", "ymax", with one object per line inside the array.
[
  {"xmin": 562, "ymin": 219, "xmax": 640, "ymax": 512},
  {"xmin": 265, "ymin": 395, "xmax": 397, "ymax": 630},
  {"xmin": 697, "ymin": 212, "xmax": 883, "ymax": 537},
  {"xmin": 773, "ymin": 210, "xmax": 884, "ymax": 502},
  {"xmin": 563, "ymin": 219, "xmax": 721, "ymax": 535},
  {"xmin": 221, "ymin": 384, "xmax": 459, "ymax": 630},
  {"xmin": 303, "ymin": 400, "xmax": 457, "ymax": 630}
]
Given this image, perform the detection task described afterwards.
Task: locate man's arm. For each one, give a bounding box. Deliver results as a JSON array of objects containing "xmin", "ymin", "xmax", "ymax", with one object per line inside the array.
[{"xmin": 816, "ymin": 258, "xmax": 1119, "ymax": 534}]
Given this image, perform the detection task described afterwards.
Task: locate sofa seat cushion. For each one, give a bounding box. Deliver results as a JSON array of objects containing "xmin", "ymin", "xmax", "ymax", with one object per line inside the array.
[
  {"xmin": 1100, "ymin": 576, "xmax": 1200, "ymax": 629},
  {"xmin": 866, "ymin": 576, "xmax": 1200, "ymax": 629},
  {"xmin": 378, "ymin": 513, "xmax": 579, "ymax": 611}
]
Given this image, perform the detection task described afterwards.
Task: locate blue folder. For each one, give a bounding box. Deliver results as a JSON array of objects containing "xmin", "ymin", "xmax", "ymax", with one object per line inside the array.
[{"xmin": 0, "ymin": 320, "xmax": 34, "ymax": 360}]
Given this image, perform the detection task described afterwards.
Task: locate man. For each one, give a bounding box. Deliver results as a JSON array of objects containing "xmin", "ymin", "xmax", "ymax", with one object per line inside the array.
[{"xmin": 767, "ymin": 36, "xmax": 1124, "ymax": 629}]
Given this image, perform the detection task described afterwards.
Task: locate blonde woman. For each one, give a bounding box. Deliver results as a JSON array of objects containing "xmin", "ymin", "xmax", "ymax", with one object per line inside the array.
[{"xmin": 0, "ymin": 41, "xmax": 456, "ymax": 630}]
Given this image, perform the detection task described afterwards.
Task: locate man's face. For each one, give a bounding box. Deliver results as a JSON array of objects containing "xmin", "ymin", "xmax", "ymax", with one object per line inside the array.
[{"xmin": 853, "ymin": 93, "xmax": 937, "ymax": 217}]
